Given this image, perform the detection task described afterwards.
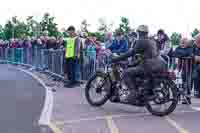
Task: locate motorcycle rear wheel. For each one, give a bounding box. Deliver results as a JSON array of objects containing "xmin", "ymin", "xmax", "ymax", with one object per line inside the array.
[{"xmin": 145, "ymin": 79, "xmax": 178, "ymax": 116}]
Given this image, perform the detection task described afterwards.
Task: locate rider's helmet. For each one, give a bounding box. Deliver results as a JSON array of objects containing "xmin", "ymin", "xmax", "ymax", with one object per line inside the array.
[{"xmin": 136, "ymin": 25, "xmax": 149, "ymax": 39}]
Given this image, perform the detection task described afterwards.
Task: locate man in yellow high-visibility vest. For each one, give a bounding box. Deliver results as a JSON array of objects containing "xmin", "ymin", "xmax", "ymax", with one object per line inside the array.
[{"xmin": 64, "ymin": 26, "xmax": 81, "ymax": 87}]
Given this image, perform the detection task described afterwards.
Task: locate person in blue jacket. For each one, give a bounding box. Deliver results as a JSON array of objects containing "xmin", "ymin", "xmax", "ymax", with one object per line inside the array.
[{"xmin": 108, "ymin": 31, "xmax": 128, "ymax": 55}]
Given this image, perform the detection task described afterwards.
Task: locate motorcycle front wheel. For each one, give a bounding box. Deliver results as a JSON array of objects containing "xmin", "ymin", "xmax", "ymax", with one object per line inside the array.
[
  {"xmin": 85, "ymin": 71, "xmax": 111, "ymax": 107},
  {"xmin": 145, "ymin": 79, "xmax": 178, "ymax": 116}
]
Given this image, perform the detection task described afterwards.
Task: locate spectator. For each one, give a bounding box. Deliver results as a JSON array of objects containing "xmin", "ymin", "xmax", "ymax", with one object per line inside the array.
[
  {"xmin": 0, "ymin": 40, "xmax": 3, "ymax": 48},
  {"xmin": 84, "ymin": 36, "xmax": 97, "ymax": 78},
  {"xmin": 10, "ymin": 39, "xmax": 17, "ymax": 48},
  {"xmin": 128, "ymin": 31, "xmax": 137, "ymax": 48},
  {"xmin": 32, "ymin": 38, "xmax": 43, "ymax": 49},
  {"xmin": 57, "ymin": 36, "xmax": 65, "ymax": 49},
  {"xmin": 2, "ymin": 41, "xmax": 8, "ymax": 48},
  {"xmin": 31, "ymin": 38, "xmax": 37, "ymax": 49},
  {"xmin": 46, "ymin": 37, "xmax": 57, "ymax": 49},
  {"xmin": 171, "ymin": 38, "xmax": 193, "ymax": 58},
  {"xmin": 23, "ymin": 38, "xmax": 32, "ymax": 48},
  {"xmin": 172, "ymin": 37, "xmax": 193, "ymax": 104},
  {"xmin": 40, "ymin": 36, "xmax": 47, "ymax": 48},
  {"xmin": 64, "ymin": 26, "xmax": 81, "ymax": 87},
  {"xmin": 156, "ymin": 29, "xmax": 172, "ymax": 56},
  {"xmin": 18, "ymin": 40, "xmax": 24, "ymax": 48},
  {"xmin": 91, "ymin": 34, "xmax": 101, "ymax": 57},
  {"xmin": 43, "ymin": 31, "xmax": 49, "ymax": 41},
  {"xmin": 108, "ymin": 31, "xmax": 128, "ymax": 55},
  {"xmin": 192, "ymin": 33, "xmax": 200, "ymax": 98},
  {"xmin": 79, "ymin": 32, "xmax": 88, "ymax": 79},
  {"xmin": 34, "ymin": 38, "xmax": 44, "ymax": 70},
  {"xmin": 79, "ymin": 32, "xmax": 88, "ymax": 50},
  {"xmin": 105, "ymin": 32, "xmax": 113, "ymax": 49}
]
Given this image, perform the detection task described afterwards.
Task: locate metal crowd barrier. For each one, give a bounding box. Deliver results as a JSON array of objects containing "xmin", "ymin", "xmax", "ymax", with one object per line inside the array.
[
  {"xmin": 165, "ymin": 56, "xmax": 194, "ymax": 98},
  {"xmin": 0, "ymin": 47, "xmax": 101, "ymax": 82}
]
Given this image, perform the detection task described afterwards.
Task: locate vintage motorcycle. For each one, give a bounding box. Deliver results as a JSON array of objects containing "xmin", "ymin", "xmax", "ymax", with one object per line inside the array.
[{"xmin": 85, "ymin": 55, "xmax": 179, "ymax": 116}]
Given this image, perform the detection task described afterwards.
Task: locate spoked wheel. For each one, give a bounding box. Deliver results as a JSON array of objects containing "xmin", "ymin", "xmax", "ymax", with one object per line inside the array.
[
  {"xmin": 145, "ymin": 79, "xmax": 178, "ymax": 116},
  {"xmin": 85, "ymin": 72, "xmax": 111, "ymax": 107}
]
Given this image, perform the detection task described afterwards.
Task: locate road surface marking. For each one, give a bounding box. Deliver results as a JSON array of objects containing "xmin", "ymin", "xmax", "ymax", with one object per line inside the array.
[
  {"xmin": 191, "ymin": 106, "xmax": 200, "ymax": 111},
  {"xmin": 55, "ymin": 113, "xmax": 150, "ymax": 125},
  {"xmin": 105, "ymin": 115, "xmax": 120, "ymax": 133},
  {"xmin": 54, "ymin": 109, "xmax": 198, "ymax": 125},
  {"xmin": 16, "ymin": 68, "xmax": 54, "ymax": 126},
  {"xmin": 49, "ymin": 123, "xmax": 63, "ymax": 133},
  {"xmin": 165, "ymin": 116, "xmax": 189, "ymax": 133}
]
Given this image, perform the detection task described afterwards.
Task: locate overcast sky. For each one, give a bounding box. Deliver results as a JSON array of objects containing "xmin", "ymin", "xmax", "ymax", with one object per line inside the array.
[{"xmin": 1, "ymin": 0, "xmax": 200, "ymax": 37}]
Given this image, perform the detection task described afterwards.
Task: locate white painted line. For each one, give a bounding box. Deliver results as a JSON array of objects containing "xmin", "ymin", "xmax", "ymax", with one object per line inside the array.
[
  {"xmin": 191, "ymin": 106, "xmax": 200, "ymax": 111},
  {"xmin": 165, "ymin": 116, "xmax": 189, "ymax": 133},
  {"xmin": 16, "ymin": 68, "xmax": 54, "ymax": 126}
]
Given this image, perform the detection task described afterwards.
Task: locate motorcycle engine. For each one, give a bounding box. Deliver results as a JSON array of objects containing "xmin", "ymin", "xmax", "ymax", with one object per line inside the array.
[{"xmin": 118, "ymin": 83, "xmax": 130, "ymax": 101}]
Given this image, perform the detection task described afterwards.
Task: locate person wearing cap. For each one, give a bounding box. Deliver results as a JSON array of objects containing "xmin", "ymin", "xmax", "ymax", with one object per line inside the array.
[
  {"xmin": 111, "ymin": 25, "xmax": 167, "ymax": 103},
  {"xmin": 108, "ymin": 31, "xmax": 128, "ymax": 55},
  {"xmin": 64, "ymin": 26, "xmax": 81, "ymax": 87},
  {"xmin": 192, "ymin": 33, "xmax": 200, "ymax": 98}
]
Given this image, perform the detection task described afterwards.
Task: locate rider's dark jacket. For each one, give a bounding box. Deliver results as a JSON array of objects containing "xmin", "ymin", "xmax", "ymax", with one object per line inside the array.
[{"xmin": 112, "ymin": 38, "xmax": 167, "ymax": 74}]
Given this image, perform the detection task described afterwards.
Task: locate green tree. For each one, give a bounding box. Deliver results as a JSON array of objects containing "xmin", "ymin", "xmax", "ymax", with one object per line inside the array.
[
  {"xmin": 98, "ymin": 17, "xmax": 113, "ymax": 33},
  {"xmin": 4, "ymin": 16, "xmax": 29, "ymax": 39},
  {"xmin": 26, "ymin": 16, "xmax": 41, "ymax": 37},
  {"xmin": 0, "ymin": 25, "xmax": 6, "ymax": 40},
  {"xmin": 170, "ymin": 32, "xmax": 182, "ymax": 46},
  {"xmin": 191, "ymin": 28, "xmax": 200, "ymax": 38},
  {"xmin": 40, "ymin": 13, "xmax": 60, "ymax": 37},
  {"xmin": 95, "ymin": 32, "xmax": 104, "ymax": 42},
  {"xmin": 118, "ymin": 17, "xmax": 131, "ymax": 34},
  {"xmin": 4, "ymin": 20, "xmax": 13, "ymax": 39},
  {"xmin": 61, "ymin": 28, "xmax": 68, "ymax": 38}
]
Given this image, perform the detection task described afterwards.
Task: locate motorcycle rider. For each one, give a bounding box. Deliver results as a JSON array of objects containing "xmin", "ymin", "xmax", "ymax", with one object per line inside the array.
[{"xmin": 111, "ymin": 25, "xmax": 167, "ymax": 102}]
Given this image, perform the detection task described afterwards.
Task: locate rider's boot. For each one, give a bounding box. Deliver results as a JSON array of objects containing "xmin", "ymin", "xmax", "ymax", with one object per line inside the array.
[
  {"xmin": 143, "ymin": 89, "xmax": 156, "ymax": 101},
  {"xmin": 143, "ymin": 80, "xmax": 156, "ymax": 101}
]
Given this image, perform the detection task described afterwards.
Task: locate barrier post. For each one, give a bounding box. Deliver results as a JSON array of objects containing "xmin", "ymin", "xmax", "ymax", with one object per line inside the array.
[
  {"xmin": 52, "ymin": 50, "xmax": 56, "ymax": 73},
  {"xmin": 5, "ymin": 48, "xmax": 8, "ymax": 63},
  {"xmin": 60, "ymin": 50, "xmax": 64, "ymax": 76},
  {"xmin": 11, "ymin": 48, "xmax": 15, "ymax": 64}
]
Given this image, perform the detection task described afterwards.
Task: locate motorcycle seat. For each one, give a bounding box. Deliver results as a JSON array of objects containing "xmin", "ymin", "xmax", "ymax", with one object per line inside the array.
[{"xmin": 151, "ymin": 71, "xmax": 176, "ymax": 80}]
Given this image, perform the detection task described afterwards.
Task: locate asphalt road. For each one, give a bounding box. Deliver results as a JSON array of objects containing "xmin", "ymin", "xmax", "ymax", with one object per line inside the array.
[
  {"xmin": 51, "ymin": 83, "xmax": 200, "ymax": 133},
  {"xmin": 0, "ymin": 64, "xmax": 45, "ymax": 133}
]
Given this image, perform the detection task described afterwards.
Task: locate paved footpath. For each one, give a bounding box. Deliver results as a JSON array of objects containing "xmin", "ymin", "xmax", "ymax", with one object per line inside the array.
[
  {"xmin": 49, "ymin": 80, "xmax": 200, "ymax": 133},
  {"xmin": 0, "ymin": 64, "xmax": 46, "ymax": 133}
]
